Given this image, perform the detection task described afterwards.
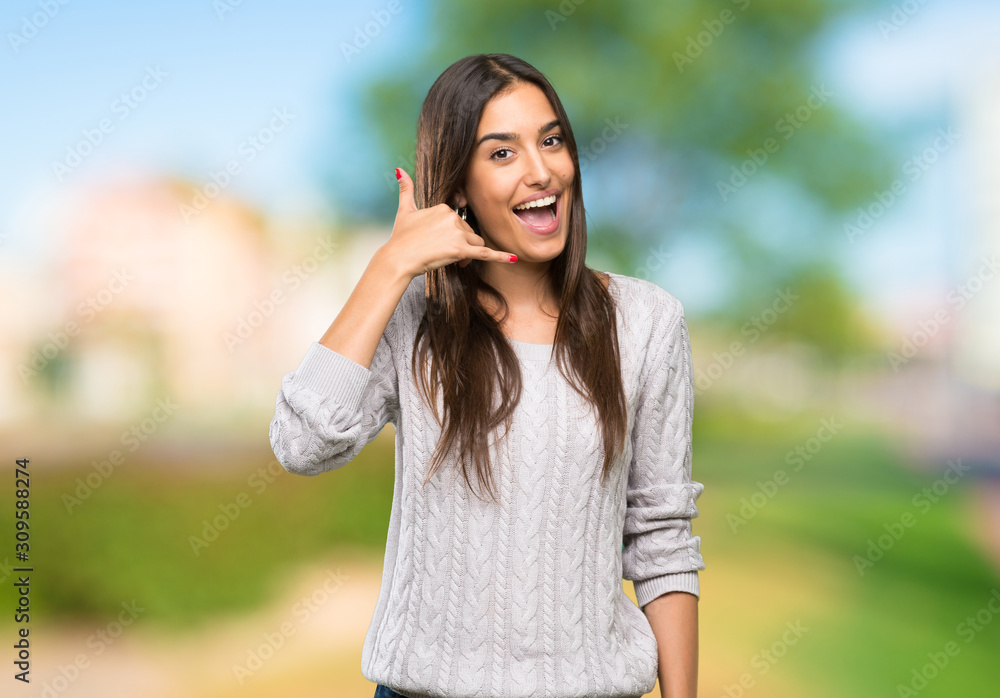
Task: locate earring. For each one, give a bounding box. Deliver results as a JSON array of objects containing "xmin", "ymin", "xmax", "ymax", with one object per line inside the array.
[{"xmin": 455, "ymin": 205, "xmax": 467, "ymax": 221}]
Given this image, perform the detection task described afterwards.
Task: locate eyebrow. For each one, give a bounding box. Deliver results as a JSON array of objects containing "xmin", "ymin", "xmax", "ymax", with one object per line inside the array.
[{"xmin": 476, "ymin": 119, "xmax": 562, "ymax": 149}]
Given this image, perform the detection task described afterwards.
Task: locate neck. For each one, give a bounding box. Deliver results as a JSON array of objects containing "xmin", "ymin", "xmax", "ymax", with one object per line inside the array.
[{"xmin": 478, "ymin": 260, "xmax": 559, "ymax": 316}]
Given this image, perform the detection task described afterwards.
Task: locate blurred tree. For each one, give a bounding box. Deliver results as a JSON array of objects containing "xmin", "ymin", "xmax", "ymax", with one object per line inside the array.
[
  {"xmin": 321, "ymin": 0, "xmax": 896, "ymax": 354},
  {"xmin": 726, "ymin": 261, "xmax": 885, "ymax": 362}
]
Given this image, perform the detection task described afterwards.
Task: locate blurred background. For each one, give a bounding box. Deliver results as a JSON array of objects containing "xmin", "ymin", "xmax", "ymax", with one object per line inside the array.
[{"xmin": 2, "ymin": 0, "xmax": 999, "ymax": 696}]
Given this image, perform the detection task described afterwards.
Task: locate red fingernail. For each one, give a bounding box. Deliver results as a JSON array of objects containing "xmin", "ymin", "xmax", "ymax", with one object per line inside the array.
[
  {"xmin": 509, "ymin": 254, "xmax": 517, "ymax": 262},
  {"xmin": 395, "ymin": 168, "xmax": 401, "ymax": 180}
]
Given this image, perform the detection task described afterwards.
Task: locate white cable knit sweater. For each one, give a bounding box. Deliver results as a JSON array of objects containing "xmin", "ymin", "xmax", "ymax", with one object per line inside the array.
[{"xmin": 269, "ymin": 271, "xmax": 705, "ymax": 698}]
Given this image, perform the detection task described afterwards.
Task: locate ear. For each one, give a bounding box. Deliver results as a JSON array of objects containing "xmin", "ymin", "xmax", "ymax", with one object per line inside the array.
[{"xmin": 452, "ymin": 186, "xmax": 467, "ymax": 209}]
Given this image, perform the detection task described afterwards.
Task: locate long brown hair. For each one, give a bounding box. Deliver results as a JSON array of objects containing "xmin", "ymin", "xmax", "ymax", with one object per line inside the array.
[{"xmin": 411, "ymin": 53, "xmax": 628, "ymax": 503}]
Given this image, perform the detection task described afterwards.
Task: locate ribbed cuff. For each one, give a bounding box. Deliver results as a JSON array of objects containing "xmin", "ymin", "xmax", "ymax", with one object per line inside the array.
[
  {"xmin": 634, "ymin": 571, "xmax": 700, "ymax": 608},
  {"xmin": 292, "ymin": 342, "xmax": 371, "ymax": 415}
]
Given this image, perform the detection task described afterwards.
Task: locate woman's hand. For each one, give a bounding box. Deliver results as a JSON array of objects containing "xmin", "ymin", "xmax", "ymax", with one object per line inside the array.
[{"xmin": 384, "ymin": 168, "xmax": 518, "ymax": 279}]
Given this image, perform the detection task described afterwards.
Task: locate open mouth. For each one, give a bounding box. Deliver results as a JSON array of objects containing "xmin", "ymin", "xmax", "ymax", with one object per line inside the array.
[{"xmin": 512, "ymin": 193, "xmax": 559, "ymax": 232}]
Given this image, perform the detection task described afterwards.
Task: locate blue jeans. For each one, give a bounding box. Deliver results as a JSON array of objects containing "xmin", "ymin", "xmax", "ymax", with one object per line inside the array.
[{"xmin": 373, "ymin": 685, "xmax": 409, "ymax": 698}]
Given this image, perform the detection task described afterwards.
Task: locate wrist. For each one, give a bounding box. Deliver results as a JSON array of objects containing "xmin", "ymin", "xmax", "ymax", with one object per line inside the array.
[{"xmin": 373, "ymin": 243, "xmax": 415, "ymax": 286}]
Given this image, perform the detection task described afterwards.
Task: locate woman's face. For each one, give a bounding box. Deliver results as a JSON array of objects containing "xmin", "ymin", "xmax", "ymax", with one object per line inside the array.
[{"xmin": 457, "ymin": 82, "xmax": 575, "ymax": 264}]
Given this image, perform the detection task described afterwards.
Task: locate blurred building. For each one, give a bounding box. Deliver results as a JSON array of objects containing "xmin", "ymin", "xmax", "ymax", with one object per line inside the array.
[
  {"xmin": 892, "ymin": 55, "xmax": 1000, "ymax": 471},
  {"xmin": 1, "ymin": 175, "xmax": 389, "ymax": 429},
  {"xmin": 953, "ymin": 55, "xmax": 1000, "ymax": 390}
]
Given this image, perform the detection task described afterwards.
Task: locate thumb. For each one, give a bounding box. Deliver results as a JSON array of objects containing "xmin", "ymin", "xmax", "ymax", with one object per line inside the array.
[{"xmin": 395, "ymin": 168, "xmax": 417, "ymax": 214}]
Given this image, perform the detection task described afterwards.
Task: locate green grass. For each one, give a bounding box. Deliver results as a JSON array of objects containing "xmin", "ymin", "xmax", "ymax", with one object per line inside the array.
[
  {"xmin": 1, "ymin": 407, "xmax": 998, "ymax": 695},
  {"xmin": 0, "ymin": 430, "xmax": 399, "ymax": 631},
  {"xmin": 692, "ymin": 406, "xmax": 1000, "ymax": 698}
]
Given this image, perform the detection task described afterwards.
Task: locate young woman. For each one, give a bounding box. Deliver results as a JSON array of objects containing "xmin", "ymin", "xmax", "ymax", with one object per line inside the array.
[{"xmin": 270, "ymin": 53, "xmax": 704, "ymax": 698}]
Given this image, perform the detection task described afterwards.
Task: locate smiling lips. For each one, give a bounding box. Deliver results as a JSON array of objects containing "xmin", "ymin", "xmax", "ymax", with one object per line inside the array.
[
  {"xmin": 513, "ymin": 193, "xmax": 557, "ymax": 211},
  {"xmin": 512, "ymin": 193, "xmax": 560, "ymax": 234}
]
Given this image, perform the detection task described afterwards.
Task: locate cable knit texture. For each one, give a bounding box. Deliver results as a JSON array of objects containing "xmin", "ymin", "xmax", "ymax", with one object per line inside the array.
[{"xmin": 269, "ymin": 271, "xmax": 705, "ymax": 698}]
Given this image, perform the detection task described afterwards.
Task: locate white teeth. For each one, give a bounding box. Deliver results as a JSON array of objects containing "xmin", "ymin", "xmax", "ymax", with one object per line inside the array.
[{"xmin": 513, "ymin": 194, "xmax": 557, "ymax": 211}]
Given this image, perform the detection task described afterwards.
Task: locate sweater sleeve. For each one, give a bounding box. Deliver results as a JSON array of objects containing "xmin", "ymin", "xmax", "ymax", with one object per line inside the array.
[
  {"xmin": 622, "ymin": 295, "xmax": 705, "ymax": 607},
  {"xmin": 268, "ymin": 314, "xmax": 401, "ymax": 477}
]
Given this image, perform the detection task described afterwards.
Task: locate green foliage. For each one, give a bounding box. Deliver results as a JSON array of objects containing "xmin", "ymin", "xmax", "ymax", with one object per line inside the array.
[
  {"xmin": 770, "ymin": 265, "xmax": 883, "ymax": 361},
  {"xmin": 0, "ymin": 436, "xmax": 397, "ymax": 631},
  {"xmin": 730, "ymin": 261, "xmax": 884, "ymax": 362},
  {"xmin": 330, "ymin": 0, "xmax": 896, "ymax": 237},
  {"xmin": 693, "ymin": 404, "xmax": 1000, "ymax": 696},
  {"xmin": 3, "ymin": 408, "xmax": 998, "ymax": 694},
  {"xmin": 319, "ymin": 0, "xmax": 908, "ymax": 379}
]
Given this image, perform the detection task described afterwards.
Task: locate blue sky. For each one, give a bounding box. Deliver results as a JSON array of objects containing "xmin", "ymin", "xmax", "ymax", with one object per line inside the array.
[
  {"xmin": 1, "ymin": 0, "xmax": 426, "ymax": 250},
  {"xmin": 817, "ymin": 0, "xmax": 1000, "ymax": 321},
  {"xmin": 2, "ymin": 0, "xmax": 998, "ymax": 319}
]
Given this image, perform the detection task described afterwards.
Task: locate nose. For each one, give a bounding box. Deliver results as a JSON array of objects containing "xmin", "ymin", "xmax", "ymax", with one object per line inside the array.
[{"xmin": 522, "ymin": 145, "xmax": 552, "ymax": 187}]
